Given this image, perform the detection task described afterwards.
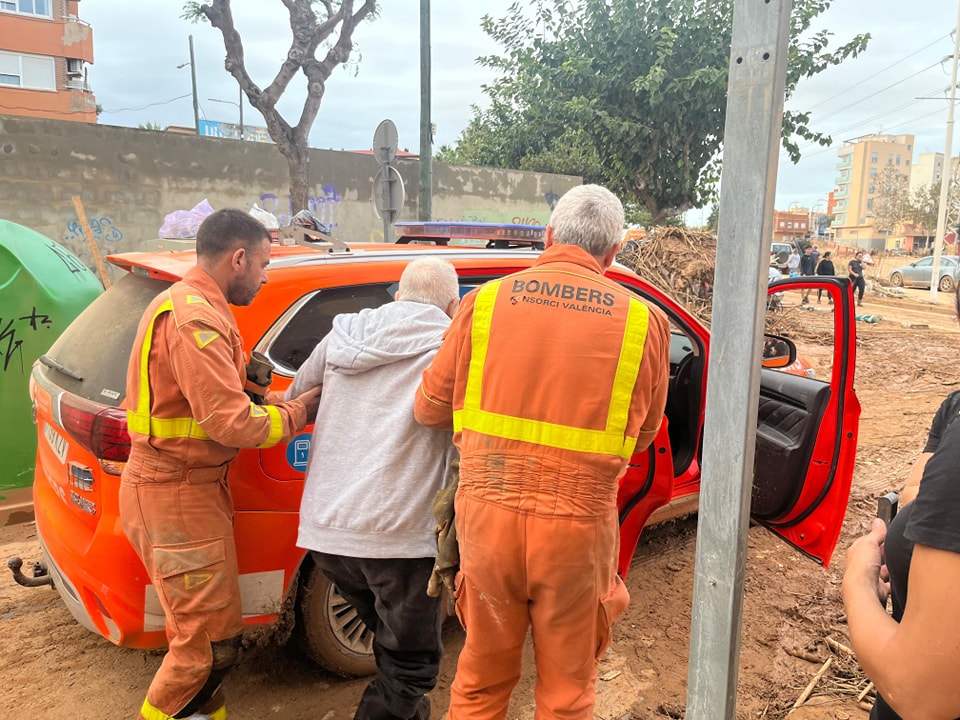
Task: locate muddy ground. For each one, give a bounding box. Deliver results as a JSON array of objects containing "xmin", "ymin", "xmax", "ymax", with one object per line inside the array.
[{"xmin": 2, "ymin": 284, "xmax": 957, "ymax": 720}]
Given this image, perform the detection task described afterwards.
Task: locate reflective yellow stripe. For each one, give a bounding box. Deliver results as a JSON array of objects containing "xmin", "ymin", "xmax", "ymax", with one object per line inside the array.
[
  {"xmin": 139, "ymin": 698, "xmax": 226, "ymax": 720},
  {"xmin": 257, "ymin": 403, "xmax": 284, "ymax": 448},
  {"xmin": 126, "ymin": 294, "xmax": 212, "ymax": 442},
  {"xmin": 139, "ymin": 698, "xmax": 174, "ymax": 720},
  {"xmin": 455, "ymin": 278, "xmax": 648, "ymax": 459},
  {"xmin": 126, "ymin": 412, "xmax": 211, "ymax": 440}
]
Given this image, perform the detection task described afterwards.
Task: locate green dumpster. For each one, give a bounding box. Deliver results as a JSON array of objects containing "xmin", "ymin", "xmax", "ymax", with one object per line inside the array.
[{"xmin": 0, "ymin": 220, "xmax": 102, "ymax": 516}]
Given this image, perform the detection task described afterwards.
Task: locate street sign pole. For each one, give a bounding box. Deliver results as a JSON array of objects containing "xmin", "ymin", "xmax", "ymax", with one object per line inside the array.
[
  {"xmin": 685, "ymin": 0, "xmax": 792, "ymax": 718},
  {"xmin": 372, "ymin": 119, "xmax": 402, "ymax": 243}
]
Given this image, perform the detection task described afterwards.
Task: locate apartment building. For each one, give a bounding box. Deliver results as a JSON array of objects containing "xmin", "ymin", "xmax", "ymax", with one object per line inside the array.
[
  {"xmin": 909, "ymin": 152, "xmax": 960, "ymax": 195},
  {"xmin": 833, "ymin": 133, "xmax": 914, "ymax": 250},
  {"xmin": 0, "ymin": 0, "xmax": 95, "ymax": 122},
  {"xmin": 772, "ymin": 209, "xmax": 809, "ymax": 244}
]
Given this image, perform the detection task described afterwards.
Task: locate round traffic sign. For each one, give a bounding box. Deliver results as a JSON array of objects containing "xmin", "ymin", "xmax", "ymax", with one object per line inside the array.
[{"xmin": 372, "ymin": 119, "xmax": 398, "ymax": 164}]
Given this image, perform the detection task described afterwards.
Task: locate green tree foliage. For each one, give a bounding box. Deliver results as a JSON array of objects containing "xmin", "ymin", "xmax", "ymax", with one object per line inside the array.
[
  {"xmin": 910, "ymin": 184, "xmax": 939, "ymax": 233},
  {"xmin": 872, "ymin": 166, "xmax": 911, "ymax": 233},
  {"xmin": 138, "ymin": 122, "xmax": 164, "ymax": 131},
  {"xmin": 183, "ymin": 0, "xmax": 377, "ymax": 213},
  {"xmin": 440, "ymin": 0, "xmax": 869, "ymax": 224}
]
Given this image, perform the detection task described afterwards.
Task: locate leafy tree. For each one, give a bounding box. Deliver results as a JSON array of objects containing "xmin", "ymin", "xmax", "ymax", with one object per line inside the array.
[
  {"xmin": 706, "ymin": 204, "xmax": 720, "ymax": 232},
  {"xmin": 872, "ymin": 166, "xmax": 911, "ymax": 234},
  {"xmin": 138, "ymin": 122, "xmax": 164, "ymax": 131},
  {"xmin": 183, "ymin": 0, "xmax": 377, "ymax": 213},
  {"xmin": 908, "ymin": 184, "xmax": 940, "ymax": 240},
  {"xmin": 440, "ymin": 0, "xmax": 869, "ymax": 223}
]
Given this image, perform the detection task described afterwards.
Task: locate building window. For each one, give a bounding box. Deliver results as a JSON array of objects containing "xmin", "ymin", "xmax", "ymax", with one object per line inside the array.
[
  {"xmin": 0, "ymin": 51, "xmax": 56, "ymax": 90},
  {"xmin": 779, "ymin": 220, "xmax": 785, "ymax": 228},
  {"xmin": 871, "ymin": 152, "xmax": 878, "ymax": 163},
  {"xmin": 906, "ymin": 159, "xmax": 910, "ymax": 166},
  {"xmin": 888, "ymin": 154, "xmax": 893, "ymax": 164},
  {"xmin": 867, "ymin": 199, "xmax": 874, "ymax": 210},
  {"xmin": 908, "ymin": 144, "xmax": 912, "ymax": 151},
  {"xmin": 868, "ymin": 183, "xmax": 875, "ymax": 194},
  {"xmin": 870, "ymin": 168, "xmax": 878, "ymax": 178},
  {"xmin": 896, "ymin": 155, "xmax": 901, "ymax": 165},
  {"xmin": 0, "ymin": 0, "xmax": 51, "ymax": 16}
]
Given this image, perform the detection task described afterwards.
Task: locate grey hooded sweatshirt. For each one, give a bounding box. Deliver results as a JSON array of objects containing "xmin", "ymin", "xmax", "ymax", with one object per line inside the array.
[{"xmin": 286, "ymin": 301, "xmax": 456, "ymax": 559}]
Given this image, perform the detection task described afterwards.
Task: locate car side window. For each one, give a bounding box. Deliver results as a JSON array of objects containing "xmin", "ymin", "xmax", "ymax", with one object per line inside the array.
[
  {"xmin": 916, "ymin": 258, "xmax": 932, "ymax": 267},
  {"xmin": 265, "ymin": 283, "xmax": 396, "ymax": 375}
]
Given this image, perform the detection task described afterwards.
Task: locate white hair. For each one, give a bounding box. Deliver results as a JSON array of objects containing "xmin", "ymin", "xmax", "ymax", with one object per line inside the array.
[
  {"xmin": 549, "ymin": 184, "xmax": 625, "ymax": 258},
  {"xmin": 398, "ymin": 257, "xmax": 459, "ymax": 309}
]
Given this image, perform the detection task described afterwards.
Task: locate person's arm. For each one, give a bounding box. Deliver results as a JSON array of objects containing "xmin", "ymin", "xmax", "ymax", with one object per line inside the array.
[
  {"xmin": 169, "ymin": 318, "xmax": 306, "ymax": 448},
  {"xmin": 285, "ymin": 335, "xmax": 330, "ymax": 401},
  {"xmin": 845, "ymin": 529, "xmax": 960, "ymax": 719},
  {"xmin": 415, "ymin": 294, "xmax": 474, "ymax": 430},
  {"xmin": 900, "ymin": 452, "xmax": 933, "ymax": 506},
  {"xmin": 633, "ymin": 305, "xmax": 672, "ymax": 451}
]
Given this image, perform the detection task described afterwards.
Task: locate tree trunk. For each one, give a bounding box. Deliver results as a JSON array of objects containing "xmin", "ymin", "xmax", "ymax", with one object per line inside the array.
[{"xmin": 285, "ymin": 137, "xmax": 310, "ymax": 215}]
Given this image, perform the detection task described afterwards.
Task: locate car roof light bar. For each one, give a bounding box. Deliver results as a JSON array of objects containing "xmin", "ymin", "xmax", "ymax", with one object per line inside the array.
[{"xmin": 394, "ymin": 222, "xmax": 546, "ymax": 243}]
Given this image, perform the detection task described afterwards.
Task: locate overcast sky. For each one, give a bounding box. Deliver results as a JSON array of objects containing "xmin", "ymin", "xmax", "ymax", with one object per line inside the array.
[{"xmin": 82, "ymin": 0, "xmax": 960, "ymax": 219}]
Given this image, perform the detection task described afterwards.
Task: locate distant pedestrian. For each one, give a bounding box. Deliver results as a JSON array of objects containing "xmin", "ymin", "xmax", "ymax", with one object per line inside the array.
[
  {"xmin": 787, "ymin": 247, "xmax": 801, "ymax": 277},
  {"xmin": 848, "ymin": 251, "xmax": 866, "ymax": 307},
  {"xmin": 811, "ymin": 245, "xmax": 821, "ymax": 267},
  {"xmin": 816, "ymin": 251, "xmax": 835, "ymax": 304},
  {"xmin": 799, "ymin": 245, "xmax": 816, "ymax": 304}
]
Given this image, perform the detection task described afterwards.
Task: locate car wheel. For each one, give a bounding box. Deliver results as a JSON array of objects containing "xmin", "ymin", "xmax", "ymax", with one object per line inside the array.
[
  {"xmin": 295, "ymin": 559, "xmax": 376, "ymax": 677},
  {"xmin": 939, "ymin": 275, "xmax": 955, "ymax": 293},
  {"xmin": 890, "ymin": 273, "xmax": 903, "ymax": 287}
]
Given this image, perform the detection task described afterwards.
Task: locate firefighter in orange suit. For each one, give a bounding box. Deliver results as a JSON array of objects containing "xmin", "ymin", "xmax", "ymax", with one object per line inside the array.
[
  {"xmin": 119, "ymin": 208, "xmax": 321, "ymax": 720},
  {"xmin": 415, "ymin": 185, "xmax": 671, "ymax": 720}
]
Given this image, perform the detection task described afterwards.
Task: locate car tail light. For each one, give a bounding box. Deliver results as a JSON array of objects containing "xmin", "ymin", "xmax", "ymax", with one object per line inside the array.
[{"xmin": 60, "ymin": 394, "xmax": 131, "ymax": 470}]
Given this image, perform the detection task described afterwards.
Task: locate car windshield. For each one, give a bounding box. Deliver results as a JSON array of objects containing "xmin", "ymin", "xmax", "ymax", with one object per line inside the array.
[{"xmin": 38, "ymin": 273, "xmax": 170, "ymax": 407}]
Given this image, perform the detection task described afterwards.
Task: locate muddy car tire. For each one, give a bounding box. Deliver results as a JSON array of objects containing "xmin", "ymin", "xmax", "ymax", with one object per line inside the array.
[
  {"xmin": 939, "ymin": 275, "xmax": 955, "ymax": 293},
  {"xmin": 295, "ymin": 559, "xmax": 376, "ymax": 677},
  {"xmin": 890, "ymin": 272, "xmax": 903, "ymax": 287}
]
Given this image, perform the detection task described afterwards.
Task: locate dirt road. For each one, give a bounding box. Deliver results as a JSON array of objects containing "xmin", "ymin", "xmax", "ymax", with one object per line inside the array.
[{"xmin": 2, "ymin": 286, "xmax": 957, "ymax": 720}]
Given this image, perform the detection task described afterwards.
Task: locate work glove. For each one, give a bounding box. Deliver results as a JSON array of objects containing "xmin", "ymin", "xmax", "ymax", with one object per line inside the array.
[
  {"xmin": 244, "ymin": 351, "xmax": 274, "ymax": 405},
  {"xmin": 428, "ymin": 457, "xmax": 460, "ymax": 616}
]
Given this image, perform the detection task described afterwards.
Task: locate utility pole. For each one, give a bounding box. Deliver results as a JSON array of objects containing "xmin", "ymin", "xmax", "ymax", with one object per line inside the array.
[
  {"xmin": 189, "ymin": 34, "xmax": 200, "ymax": 135},
  {"xmin": 418, "ymin": 0, "xmax": 432, "ymax": 221},
  {"xmin": 930, "ymin": 1, "xmax": 960, "ymax": 302},
  {"xmin": 238, "ymin": 85, "xmax": 244, "ymax": 140}
]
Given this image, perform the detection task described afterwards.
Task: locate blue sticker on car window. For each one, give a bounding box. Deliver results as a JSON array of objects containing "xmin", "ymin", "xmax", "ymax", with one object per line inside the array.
[{"xmin": 286, "ymin": 433, "xmax": 312, "ymax": 471}]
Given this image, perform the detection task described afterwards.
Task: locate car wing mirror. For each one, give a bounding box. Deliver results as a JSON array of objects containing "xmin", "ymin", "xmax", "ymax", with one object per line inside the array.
[{"xmin": 760, "ymin": 333, "xmax": 796, "ymax": 369}]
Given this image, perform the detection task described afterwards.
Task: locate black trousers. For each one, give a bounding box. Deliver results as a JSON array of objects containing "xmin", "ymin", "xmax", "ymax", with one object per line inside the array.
[
  {"xmin": 850, "ymin": 275, "xmax": 866, "ymax": 301},
  {"xmin": 311, "ymin": 552, "xmax": 442, "ymax": 720}
]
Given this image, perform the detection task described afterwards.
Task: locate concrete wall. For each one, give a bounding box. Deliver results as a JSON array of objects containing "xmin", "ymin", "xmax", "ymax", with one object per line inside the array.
[{"xmin": 0, "ymin": 115, "xmax": 579, "ymax": 281}]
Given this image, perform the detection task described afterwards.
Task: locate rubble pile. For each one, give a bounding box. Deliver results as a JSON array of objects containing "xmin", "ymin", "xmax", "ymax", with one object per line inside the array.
[{"xmin": 616, "ymin": 227, "xmax": 717, "ymax": 326}]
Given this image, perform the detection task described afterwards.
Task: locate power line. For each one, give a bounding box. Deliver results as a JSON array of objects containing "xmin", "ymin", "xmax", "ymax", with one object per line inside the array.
[
  {"xmin": 807, "ymin": 33, "xmax": 950, "ymax": 113},
  {"xmin": 812, "ymin": 60, "xmax": 944, "ymax": 125},
  {"xmin": 100, "ymin": 94, "xmax": 192, "ymax": 114}
]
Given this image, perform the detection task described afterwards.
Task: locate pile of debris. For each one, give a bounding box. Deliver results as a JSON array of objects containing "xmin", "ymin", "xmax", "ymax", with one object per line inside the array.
[{"xmin": 616, "ymin": 226, "xmax": 717, "ymax": 326}]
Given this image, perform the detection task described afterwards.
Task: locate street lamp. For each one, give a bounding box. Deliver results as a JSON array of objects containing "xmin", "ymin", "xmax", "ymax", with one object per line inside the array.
[
  {"xmin": 208, "ymin": 88, "xmax": 244, "ymax": 140},
  {"xmin": 176, "ymin": 35, "xmax": 200, "ymax": 135}
]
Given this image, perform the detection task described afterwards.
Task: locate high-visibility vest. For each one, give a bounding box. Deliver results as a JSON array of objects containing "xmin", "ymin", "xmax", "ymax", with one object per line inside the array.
[
  {"xmin": 453, "ymin": 276, "xmax": 650, "ymax": 460},
  {"xmin": 126, "ymin": 293, "xmax": 283, "ymax": 449}
]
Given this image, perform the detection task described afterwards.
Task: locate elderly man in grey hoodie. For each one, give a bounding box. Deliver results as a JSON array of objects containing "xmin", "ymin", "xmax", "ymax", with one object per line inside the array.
[{"xmin": 285, "ymin": 256, "xmax": 460, "ymax": 720}]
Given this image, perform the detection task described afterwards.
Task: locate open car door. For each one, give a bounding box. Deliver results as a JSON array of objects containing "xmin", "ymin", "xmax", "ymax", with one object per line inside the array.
[{"xmin": 753, "ymin": 276, "xmax": 861, "ymax": 565}]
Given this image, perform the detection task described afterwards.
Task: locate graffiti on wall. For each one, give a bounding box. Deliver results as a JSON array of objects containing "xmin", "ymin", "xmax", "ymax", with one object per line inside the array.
[
  {"xmin": 60, "ymin": 216, "xmax": 125, "ymax": 281},
  {"xmin": 256, "ymin": 185, "xmax": 343, "ymax": 228},
  {"xmin": 444, "ymin": 191, "xmax": 562, "ymax": 227},
  {"xmin": 1, "ymin": 307, "xmax": 52, "ymax": 373}
]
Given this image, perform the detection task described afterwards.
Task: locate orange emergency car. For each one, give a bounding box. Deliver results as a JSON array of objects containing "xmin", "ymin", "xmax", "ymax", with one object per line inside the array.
[{"xmin": 21, "ymin": 222, "xmax": 860, "ymax": 677}]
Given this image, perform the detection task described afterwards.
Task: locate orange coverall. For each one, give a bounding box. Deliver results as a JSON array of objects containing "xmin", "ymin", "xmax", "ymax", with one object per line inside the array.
[
  {"xmin": 415, "ymin": 244, "xmax": 670, "ymax": 720},
  {"xmin": 119, "ymin": 266, "xmax": 306, "ymax": 720}
]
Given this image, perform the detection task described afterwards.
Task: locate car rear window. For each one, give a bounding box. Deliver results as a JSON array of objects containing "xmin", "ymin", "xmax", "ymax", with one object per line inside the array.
[{"xmin": 39, "ymin": 273, "xmax": 170, "ymax": 407}]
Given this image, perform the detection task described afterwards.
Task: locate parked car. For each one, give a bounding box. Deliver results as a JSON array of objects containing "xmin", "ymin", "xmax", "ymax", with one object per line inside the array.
[
  {"xmin": 22, "ymin": 222, "xmax": 861, "ymax": 678},
  {"xmin": 770, "ymin": 241, "xmax": 794, "ymax": 273},
  {"xmin": 889, "ymin": 255, "xmax": 960, "ymax": 291}
]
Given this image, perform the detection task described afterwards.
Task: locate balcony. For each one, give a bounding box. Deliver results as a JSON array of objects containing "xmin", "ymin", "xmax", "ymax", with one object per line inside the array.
[{"xmin": 65, "ymin": 78, "xmax": 91, "ymax": 92}]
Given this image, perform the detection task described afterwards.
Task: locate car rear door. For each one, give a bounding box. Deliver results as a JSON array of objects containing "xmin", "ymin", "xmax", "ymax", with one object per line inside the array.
[{"xmin": 756, "ymin": 275, "xmax": 860, "ymax": 564}]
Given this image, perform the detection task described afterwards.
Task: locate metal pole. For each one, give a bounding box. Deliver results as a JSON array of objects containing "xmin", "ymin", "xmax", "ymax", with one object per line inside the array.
[
  {"xmin": 930, "ymin": 1, "xmax": 960, "ymax": 302},
  {"xmin": 685, "ymin": 0, "xmax": 792, "ymax": 717},
  {"xmin": 239, "ymin": 85, "xmax": 244, "ymax": 140},
  {"xmin": 418, "ymin": 0, "xmax": 433, "ymax": 221},
  {"xmin": 188, "ymin": 34, "xmax": 200, "ymax": 135}
]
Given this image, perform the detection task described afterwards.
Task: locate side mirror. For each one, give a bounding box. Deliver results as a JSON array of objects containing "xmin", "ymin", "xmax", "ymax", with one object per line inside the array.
[{"xmin": 761, "ymin": 334, "xmax": 796, "ymax": 369}]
